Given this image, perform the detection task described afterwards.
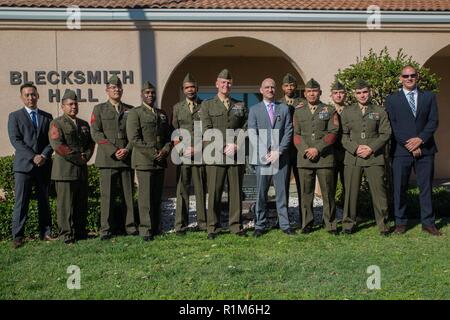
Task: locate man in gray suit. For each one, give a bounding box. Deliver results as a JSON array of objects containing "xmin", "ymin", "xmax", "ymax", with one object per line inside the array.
[
  {"xmin": 248, "ymin": 78, "xmax": 295, "ymax": 237},
  {"xmin": 7, "ymin": 82, "xmax": 54, "ymax": 248}
]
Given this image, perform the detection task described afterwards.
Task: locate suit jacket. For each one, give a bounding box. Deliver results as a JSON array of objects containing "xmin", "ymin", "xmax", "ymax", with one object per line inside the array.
[
  {"xmin": 7, "ymin": 107, "xmax": 53, "ymax": 173},
  {"xmin": 340, "ymin": 104, "xmax": 391, "ymax": 166},
  {"xmin": 385, "ymin": 89, "xmax": 438, "ymax": 157},
  {"xmin": 248, "ymin": 101, "xmax": 293, "ymax": 166},
  {"xmin": 90, "ymin": 100, "xmax": 133, "ymax": 168},
  {"xmin": 49, "ymin": 114, "xmax": 94, "ymax": 181}
]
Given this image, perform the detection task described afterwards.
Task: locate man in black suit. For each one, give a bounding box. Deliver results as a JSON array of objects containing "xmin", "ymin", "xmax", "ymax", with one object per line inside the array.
[
  {"xmin": 7, "ymin": 82, "xmax": 54, "ymax": 248},
  {"xmin": 385, "ymin": 65, "xmax": 441, "ymax": 236}
]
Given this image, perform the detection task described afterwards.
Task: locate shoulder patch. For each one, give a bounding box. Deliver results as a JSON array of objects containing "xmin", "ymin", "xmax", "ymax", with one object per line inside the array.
[{"xmin": 50, "ymin": 122, "xmax": 60, "ymax": 140}]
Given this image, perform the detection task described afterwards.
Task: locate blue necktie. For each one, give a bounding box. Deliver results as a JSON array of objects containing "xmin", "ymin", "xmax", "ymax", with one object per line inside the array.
[
  {"xmin": 31, "ymin": 111, "xmax": 38, "ymax": 130},
  {"xmin": 408, "ymin": 91, "xmax": 416, "ymax": 117}
]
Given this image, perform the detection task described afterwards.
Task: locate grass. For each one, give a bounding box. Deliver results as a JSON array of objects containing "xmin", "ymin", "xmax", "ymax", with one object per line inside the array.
[{"xmin": 0, "ymin": 219, "xmax": 449, "ymax": 300}]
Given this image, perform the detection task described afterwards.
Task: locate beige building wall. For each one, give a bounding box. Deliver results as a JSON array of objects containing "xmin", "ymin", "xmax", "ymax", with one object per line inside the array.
[{"xmin": 0, "ymin": 26, "xmax": 449, "ymax": 186}]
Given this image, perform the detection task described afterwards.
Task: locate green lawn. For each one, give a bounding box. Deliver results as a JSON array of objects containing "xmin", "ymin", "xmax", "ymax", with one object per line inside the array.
[{"xmin": 1, "ymin": 219, "xmax": 449, "ymax": 300}]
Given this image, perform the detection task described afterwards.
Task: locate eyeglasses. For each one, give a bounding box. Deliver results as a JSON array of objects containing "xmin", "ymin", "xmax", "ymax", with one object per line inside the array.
[{"xmin": 401, "ymin": 74, "xmax": 417, "ymax": 79}]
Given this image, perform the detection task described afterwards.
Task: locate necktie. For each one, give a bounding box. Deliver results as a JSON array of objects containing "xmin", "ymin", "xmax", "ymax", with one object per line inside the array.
[
  {"xmin": 31, "ymin": 111, "xmax": 37, "ymax": 130},
  {"xmin": 188, "ymin": 102, "xmax": 194, "ymax": 113},
  {"xmin": 309, "ymin": 105, "xmax": 316, "ymax": 114},
  {"xmin": 408, "ymin": 91, "xmax": 416, "ymax": 117},
  {"xmin": 360, "ymin": 106, "xmax": 366, "ymax": 115},
  {"xmin": 268, "ymin": 103, "xmax": 275, "ymax": 126},
  {"xmin": 223, "ymin": 99, "xmax": 230, "ymax": 110}
]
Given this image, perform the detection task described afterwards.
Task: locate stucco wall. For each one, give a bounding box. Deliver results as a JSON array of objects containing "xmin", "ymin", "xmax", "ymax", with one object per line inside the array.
[{"xmin": 0, "ymin": 27, "xmax": 449, "ymax": 185}]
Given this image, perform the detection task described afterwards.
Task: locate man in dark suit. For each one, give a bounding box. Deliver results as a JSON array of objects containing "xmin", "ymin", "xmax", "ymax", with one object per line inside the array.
[
  {"xmin": 7, "ymin": 82, "xmax": 54, "ymax": 248},
  {"xmin": 385, "ymin": 65, "xmax": 441, "ymax": 236},
  {"xmin": 248, "ymin": 78, "xmax": 294, "ymax": 237}
]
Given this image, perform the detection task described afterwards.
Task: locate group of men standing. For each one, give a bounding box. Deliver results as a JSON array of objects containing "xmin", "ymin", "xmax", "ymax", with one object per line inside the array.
[{"xmin": 7, "ymin": 64, "xmax": 441, "ymax": 248}]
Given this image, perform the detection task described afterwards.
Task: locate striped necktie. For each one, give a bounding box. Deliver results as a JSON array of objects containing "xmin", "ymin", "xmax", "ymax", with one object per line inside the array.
[{"xmin": 408, "ymin": 91, "xmax": 416, "ymax": 117}]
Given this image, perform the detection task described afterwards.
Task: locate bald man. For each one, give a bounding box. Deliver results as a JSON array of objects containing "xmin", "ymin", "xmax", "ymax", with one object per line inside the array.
[{"xmin": 248, "ymin": 78, "xmax": 295, "ymax": 237}]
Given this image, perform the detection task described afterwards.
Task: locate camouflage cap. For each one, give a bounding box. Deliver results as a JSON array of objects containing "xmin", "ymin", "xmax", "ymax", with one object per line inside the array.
[
  {"xmin": 107, "ymin": 74, "xmax": 122, "ymax": 86},
  {"xmin": 331, "ymin": 81, "xmax": 346, "ymax": 91},
  {"xmin": 354, "ymin": 79, "xmax": 370, "ymax": 90},
  {"xmin": 305, "ymin": 78, "xmax": 321, "ymax": 89},
  {"xmin": 142, "ymin": 80, "xmax": 155, "ymax": 91},
  {"xmin": 282, "ymin": 73, "xmax": 297, "ymax": 85},
  {"xmin": 183, "ymin": 73, "xmax": 197, "ymax": 84},
  {"xmin": 217, "ymin": 69, "xmax": 232, "ymax": 80},
  {"xmin": 62, "ymin": 89, "xmax": 77, "ymax": 101}
]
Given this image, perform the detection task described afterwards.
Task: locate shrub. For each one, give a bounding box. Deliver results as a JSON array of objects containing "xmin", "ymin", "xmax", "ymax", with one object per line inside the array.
[{"xmin": 334, "ymin": 47, "xmax": 440, "ymax": 106}]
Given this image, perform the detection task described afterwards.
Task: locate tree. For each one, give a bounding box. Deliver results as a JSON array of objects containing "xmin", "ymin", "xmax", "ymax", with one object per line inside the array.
[{"xmin": 334, "ymin": 47, "xmax": 441, "ymax": 106}]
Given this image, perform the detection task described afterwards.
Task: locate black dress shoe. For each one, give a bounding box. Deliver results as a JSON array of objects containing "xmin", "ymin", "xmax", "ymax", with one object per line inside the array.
[
  {"xmin": 301, "ymin": 226, "xmax": 312, "ymax": 234},
  {"xmin": 283, "ymin": 228, "xmax": 296, "ymax": 235},
  {"xmin": 342, "ymin": 228, "xmax": 353, "ymax": 235},
  {"xmin": 128, "ymin": 230, "xmax": 139, "ymax": 236},
  {"xmin": 235, "ymin": 230, "xmax": 248, "ymax": 237},
  {"xmin": 143, "ymin": 235, "xmax": 155, "ymax": 241},
  {"xmin": 379, "ymin": 230, "xmax": 390, "ymax": 237},
  {"xmin": 100, "ymin": 234, "xmax": 113, "ymax": 241},
  {"xmin": 64, "ymin": 238, "xmax": 75, "ymax": 244},
  {"xmin": 12, "ymin": 238, "xmax": 24, "ymax": 249},
  {"xmin": 176, "ymin": 230, "xmax": 187, "ymax": 236},
  {"xmin": 253, "ymin": 229, "xmax": 264, "ymax": 238},
  {"xmin": 40, "ymin": 234, "xmax": 57, "ymax": 241},
  {"xmin": 207, "ymin": 233, "xmax": 217, "ymax": 240}
]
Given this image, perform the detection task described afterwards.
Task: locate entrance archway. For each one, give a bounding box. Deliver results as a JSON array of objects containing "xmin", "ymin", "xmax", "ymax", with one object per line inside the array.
[
  {"xmin": 161, "ymin": 36, "xmax": 305, "ymax": 190},
  {"xmin": 424, "ymin": 44, "xmax": 450, "ymax": 180}
]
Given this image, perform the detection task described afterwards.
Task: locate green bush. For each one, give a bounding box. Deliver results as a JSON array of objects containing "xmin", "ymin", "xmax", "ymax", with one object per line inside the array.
[
  {"xmin": 0, "ymin": 155, "xmax": 15, "ymax": 198},
  {"xmin": 334, "ymin": 47, "xmax": 440, "ymax": 106},
  {"xmin": 0, "ymin": 155, "xmax": 102, "ymax": 240}
]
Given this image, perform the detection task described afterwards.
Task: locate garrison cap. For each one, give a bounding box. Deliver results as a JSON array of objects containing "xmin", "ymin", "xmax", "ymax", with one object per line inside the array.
[
  {"xmin": 282, "ymin": 73, "xmax": 297, "ymax": 85},
  {"xmin": 62, "ymin": 89, "xmax": 77, "ymax": 101},
  {"xmin": 107, "ymin": 74, "xmax": 122, "ymax": 86},
  {"xmin": 331, "ymin": 81, "xmax": 346, "ymax": 91},
  {"xmin": 217, "ymin": 69, "xmax": 232, "ymax": 80},
  {"xmin": 305, "ymin": 78, "xmax": 321, "ymax": 89},
  {"xmin": 354, "ymin": 79, "xmax": 370, "ymax": 90},
  {"xmin": 142, "ymin": 80, "xmax": 155, "ymax": 91},
  {"xmin": 183, "ymin": 73, "xmax": 197, "ymax": 84}
]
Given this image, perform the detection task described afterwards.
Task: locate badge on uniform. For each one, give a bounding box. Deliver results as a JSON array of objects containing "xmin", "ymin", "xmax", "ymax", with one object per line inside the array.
[
  {"xmin": 368, "ymin": 112, "xmax": 380, "ymax": 120},
  {"xmin": 81, "ymin": 126, "xmax": 89, "ymax": 134},
  {"xmin": 295, "ymin": 102, "xmax": 304, "ymax": 109},
  {"xmin": 160, "ymin": 114, "xmax": 167, "ymax": 122},
  {"xmin": 231, "ymin": 103, "xmax": 244, "ymax": 117},
  {"xmin": 318, "ymin": 110, "xmax": 330, "ymax": 120}
]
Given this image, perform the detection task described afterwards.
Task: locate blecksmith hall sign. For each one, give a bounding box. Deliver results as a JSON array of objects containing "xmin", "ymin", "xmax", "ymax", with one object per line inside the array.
[{"xmin": 9, "ymin": 70, "xmax": 135, "ymax": 102}]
